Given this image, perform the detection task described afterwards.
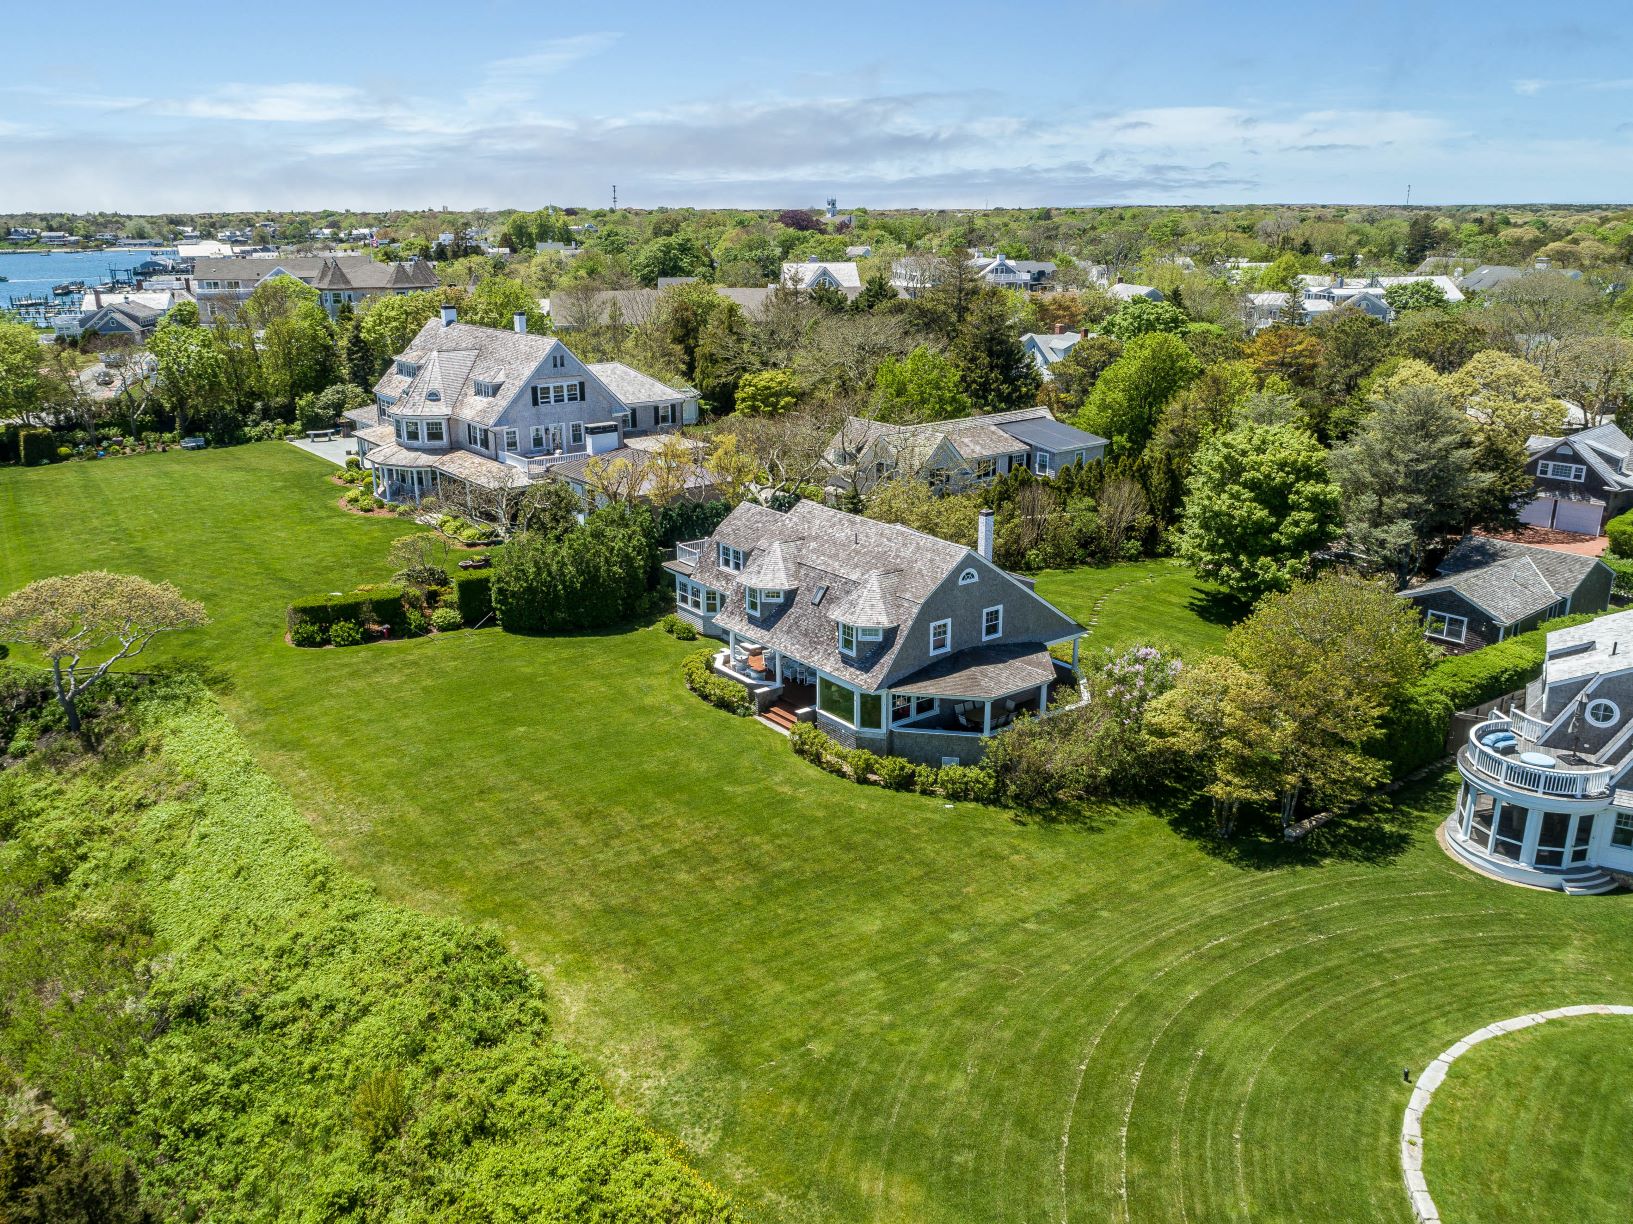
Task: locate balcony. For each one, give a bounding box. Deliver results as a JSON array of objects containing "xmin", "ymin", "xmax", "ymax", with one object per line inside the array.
[{"xmin": 1459, "ymin": 715, "xmax": 1616, "ymax": 800}]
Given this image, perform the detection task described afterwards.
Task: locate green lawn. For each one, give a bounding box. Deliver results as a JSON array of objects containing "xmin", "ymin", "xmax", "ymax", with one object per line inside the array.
[
  {"xmin": 6, "ymin": 444, "xmax": 1633, "ymax": 1222},
  {"xmin": 1031, "ymin": 558, "xmax": 1243, "ymax": 660},
  {"xmin": 1425, "ymin": 1016, "xmax": 1633, "ymax": 1223}
]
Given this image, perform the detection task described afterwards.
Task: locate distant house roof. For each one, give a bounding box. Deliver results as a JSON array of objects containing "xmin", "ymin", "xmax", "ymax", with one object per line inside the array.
[
  {"xmin": 1108, "ymin": 283, "xmax": 1162, "ymax": 302},
  {"xmin": 585, "ymin": 361, "xmax": 693, "ymax": 406},
  {"xmin": 780, "ymin": 260, "xmax": 862, "ymax": 291},
  {"xmin": 547, "ymin": 284, "xmax": 775, "ymax": 327},
  {"xmin": 1021, "ymin": 331, "xmax": 1081, "ymax": 370},
  {"xmin": 1528, "ymin": 423, "xmax": 1633, "ymax": 490},
  {"xmin": 827, "ymin": 407, "xmax": 1106, "ymax": 484},
  {"xmin": 190, "ymin": 254, "xmax": 437, "ymax": 292},
  {"xmin": 1406, "ymin": 536, "xmax": 1610, "ymax": 626}
]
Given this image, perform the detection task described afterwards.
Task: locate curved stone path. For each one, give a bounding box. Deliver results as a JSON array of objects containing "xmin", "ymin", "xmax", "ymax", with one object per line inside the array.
[{"xmin": 1401, "ymin": 1004, "xmax": 1633, "ymax": 1222}]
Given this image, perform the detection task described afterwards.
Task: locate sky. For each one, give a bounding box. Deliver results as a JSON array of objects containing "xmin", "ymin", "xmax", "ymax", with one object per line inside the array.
[{"xmin": 3, "ymin": 0, "xmax": 1632, "ymax": 212}]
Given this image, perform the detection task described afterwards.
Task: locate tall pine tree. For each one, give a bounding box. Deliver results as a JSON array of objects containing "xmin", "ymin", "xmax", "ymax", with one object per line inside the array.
[{"xmin": 953, "ymin": 290, "xmax": 1041, "ymax": 413}]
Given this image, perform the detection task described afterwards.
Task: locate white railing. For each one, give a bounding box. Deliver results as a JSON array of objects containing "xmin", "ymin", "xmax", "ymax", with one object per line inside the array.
[
  {"xmin": 500, "ymin": 452, "xmax": 567, "ymax": 476},
  {"xmin": 1507, "ymin": 708, "xmax": 1555, "ymax": 741},
  {"xmin": 676, "ymin": 542, "xmax": 701, "ymax": 566},
  {"xmin": 1464, "ymin": 721, "xmax": 1614, "ymax": 798}
]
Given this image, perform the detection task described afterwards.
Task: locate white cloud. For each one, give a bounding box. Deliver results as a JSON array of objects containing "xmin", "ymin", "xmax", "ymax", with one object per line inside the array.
[{"xmin": 1513, "ymin": 78, "xmax": 1547, "ymax": 95}]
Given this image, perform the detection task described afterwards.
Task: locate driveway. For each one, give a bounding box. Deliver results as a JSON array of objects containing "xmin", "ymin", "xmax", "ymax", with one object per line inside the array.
[{"xmin": 1476, "ymin": 526, "xmax": 1608, "ymax": 558}]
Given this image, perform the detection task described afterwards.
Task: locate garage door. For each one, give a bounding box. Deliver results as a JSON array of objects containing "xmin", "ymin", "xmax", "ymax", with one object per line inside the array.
[
  {"xmin": 1553, "ymin": 499, "xmax": 1604, "ymax": 535},
  {"xmin": 1519, "ymin": 497, "xmax": 1555, "ymax": 527}
]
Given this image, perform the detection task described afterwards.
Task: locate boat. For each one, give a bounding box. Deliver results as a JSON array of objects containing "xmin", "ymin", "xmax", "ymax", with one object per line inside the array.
[
  {"xmin": 0, "ymin": 275, "xmax": 8, "ymax": 282},
  {"xmin": 52, "ymin": 280, "xmax": 86, "ymax": 296}
]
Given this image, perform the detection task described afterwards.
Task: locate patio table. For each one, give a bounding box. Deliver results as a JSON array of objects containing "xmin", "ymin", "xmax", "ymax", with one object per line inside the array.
[{"xmin": 1518, "ymin": 751, "xmax": 1558, "ymax": 769}]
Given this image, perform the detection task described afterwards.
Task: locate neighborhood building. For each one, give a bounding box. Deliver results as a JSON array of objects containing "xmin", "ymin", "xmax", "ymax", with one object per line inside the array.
[
  {"xmin": 665, "ymin": 501, "xmax": 1086, "ymax": 764},
  {"xmin": 968, "ymin": 253, "xmax": 1056, "ymax": 290},
  {"xmin": 191, "ymin": 254, "xmax": 439, "ymax": 321},
  {"xmin": 1521, "ymin": 423, "xmax": 1633, "ymax": 535},
  {"xmin": 550, "ymin": 434, "xmax": 723, "ymax": 507},
  {"xmin": 350, "ymin": 308, "xmax": 697, "ymax": 509},
  {"xmin": 53, "ymin": 288, "xmax": 195, "ymax": 340},
  {"xmin": 1402, "ymin": 536, "xmax": 1612, "ymax": 652},
  {"xmin": 1021, "ymin": 327, "xmax": 1082, "ymax": 378},
  {"xmin": 823, "ymin": 407, "xmax": 1107, "ymax": 497},
  {"xmin": 1106, "ymin": 281, "xmax": 1163, "ymax": 303},
  {"xmin": 780, "ymin": 259, "xmax": 862, "ymax": 298},
  {"xmin": 1449, "ymin": 608, "xmax": 1633, "ymax": 893}
]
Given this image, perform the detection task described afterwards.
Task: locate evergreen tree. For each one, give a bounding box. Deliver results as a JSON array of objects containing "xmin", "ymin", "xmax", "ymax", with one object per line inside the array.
[
  {"xmin": 342, "ymin": 316, "xmax": 374, "ymax": 386},
  {"xmin": 852, "ymin": 269, "xmax": 896, "ymax": 312},
  {"xmin": 952, "ymin": 291, "xmax": 1040, "ymax": 413},
  {"xmin": 1403, "ymin": 214, "xmax": 1437, "ymax": 267}
]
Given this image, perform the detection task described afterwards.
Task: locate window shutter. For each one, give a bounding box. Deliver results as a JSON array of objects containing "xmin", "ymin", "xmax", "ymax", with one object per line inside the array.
[
  {"xmin": 530, "ymin": 386, "xmax": 538, "ymax": 406},
  {"xmin": 578, "ymin": 380, "xmax": 586, "ymax": 400}
]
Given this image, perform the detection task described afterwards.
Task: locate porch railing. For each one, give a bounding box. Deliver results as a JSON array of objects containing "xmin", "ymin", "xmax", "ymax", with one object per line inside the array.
[{"xmin": 1463, "ymin": 718, "xmax": 1615, "ymax": 799}]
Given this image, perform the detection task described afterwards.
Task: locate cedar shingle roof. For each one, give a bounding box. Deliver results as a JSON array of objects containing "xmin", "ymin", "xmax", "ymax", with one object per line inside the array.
[
  {"xmin": 1408, "ymin": 536, "xmax": 1610, "ymax": 625},
  {"xmin": 892, "ymin": 644, "xmax": 1057, "ymax": 699}
]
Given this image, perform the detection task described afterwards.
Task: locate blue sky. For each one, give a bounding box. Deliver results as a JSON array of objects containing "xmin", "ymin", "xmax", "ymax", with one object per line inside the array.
[{"xmin": 3, "ymin": 1, "xmax": 1631, "ymax": 211}]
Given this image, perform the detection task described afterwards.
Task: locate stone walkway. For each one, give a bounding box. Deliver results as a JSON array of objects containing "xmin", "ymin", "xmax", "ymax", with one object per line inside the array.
[{"xmin": 1401, "ymin": 1004, "xmax": 1633, "ymax": 1222}]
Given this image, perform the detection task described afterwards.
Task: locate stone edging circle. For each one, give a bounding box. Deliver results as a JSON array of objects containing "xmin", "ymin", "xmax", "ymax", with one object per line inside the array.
[{"xmin": 1401, "ymin": 1004, "xmax": 1633, "ymax": 1222}]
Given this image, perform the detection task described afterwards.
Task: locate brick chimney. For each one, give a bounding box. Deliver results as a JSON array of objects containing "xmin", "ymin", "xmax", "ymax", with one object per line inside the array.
[{"xmin": 1053, "ymin": 322, "xmax": 1064, "ymax": 335}]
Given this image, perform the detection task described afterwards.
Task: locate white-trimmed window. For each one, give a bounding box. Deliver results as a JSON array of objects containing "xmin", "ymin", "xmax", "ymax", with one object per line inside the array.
[
  {"xmin": 503, "ymin": 428, "xmax": 518, "ymax": 451},
  {"xmin": 704, "ymin": 588, "xmax": 720, "ymax": 615},
  {"xmin": 1538, "ymin": 460, "xmax": 1586, "ymax": 482},
  {"xmin": 474, "ymin": 380, "xmax": 500, "ymax": 398},
  {"xmin": 930, "ymin": 618, "xmax": 951, "ymax": 655},
  {"xmin": 531, "ymin": 425, "xmax": 544, "ymax": 450},
  {"xmin": 959, "ymin": 567, "xmax": 979, "ymax": 585},
  {"xmin": 425, "ymin": 420, "xmax": 444, "ymax": 443},
  {"xmin": 719, "ymin": 544, "xmax": 744, "ymax": 571},
  {"xmin": 466, "ymin": 423, "xmax": 478, "ymax": 446},
  {"xmin": 982, "ymin": 605, "xmax": 1003, "ymax": 641},
  {"xmin": 1424, "ymin": 610, "xmax": 1467, "ymax": 643},
  {"xmin": 970, "ymin": 458, "xmax": 997, "ymax": 481},
  {"xmin": 1587, "ymin": 698, "xmax": 1620, "ymax": 728},
  {"xmin": 745, "ymin": 588, "xmax": 761, "ymax": 617},
  {"xmin": 839, "ymin": 622, "xmax": 857, "ymax": 655},
  {"xmin": 404, "ymin": 420, "xmax": 421, "ymax": 443},
  {"xmin": 659, "ymin": 403, "xmax": 678, "ymax": 426},
  {"xmin": 1034, "ymin": 451, "xmax": 1052, "ymax": 476},
  {"xmin": 570, "ymin": 422, "xmax": 584, "ymax": 447},
  {"xmin": 859, "ymin": 625, "xmax": 882, "ymax": 643},
  {"xmin": 1614, "ymin": 812, "xmax": 1633, "ymax": 848}
]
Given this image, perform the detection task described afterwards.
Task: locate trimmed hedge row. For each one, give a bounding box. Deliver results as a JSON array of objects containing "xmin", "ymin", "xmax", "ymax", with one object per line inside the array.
[
  {"xmin": 286, "ymin": 585, "xmax": 409, "ymax": 636},
  {"xmin": 451, "ymin": 570, "xmax": 494, "ymax": 626},
  {"xmin": 789, "ymin": 722, "xmax": 999, "ymax": 803},
  {"xmin": 1604, "ymin": 555, "xmax": 1633, "ymax": 597},
  {"xmin": 658, "ymin": 613, "xmax": 699, "ymax": 641},
  {"xmin": 680, "ymin": 648, "xmax": 754, "ymax": 716},
  {"xmin": 1379, "ymin": 612, "xmax": 1601, "ymax": 777}
]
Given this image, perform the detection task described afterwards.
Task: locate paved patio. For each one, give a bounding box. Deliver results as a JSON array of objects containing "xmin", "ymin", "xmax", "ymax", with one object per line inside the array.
[
  {"xmin": 285, "ymin": 436, "xmax": 356, "ymax": 467},
  {"xmin": 1476, "ymin": 526, "xmax": 1608, "ymax": 557}
]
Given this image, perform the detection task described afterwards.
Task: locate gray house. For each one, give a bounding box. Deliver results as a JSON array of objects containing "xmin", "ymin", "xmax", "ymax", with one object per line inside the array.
[
  {"xmin": 1521, "ymin": 423, "xmax": 1633, "ymax": 536},
  {"xmin": 352, "ymin": 307, "xmax": 697, "ymax": 508},
  {"xmin": 1449, "ymin": 609, "xmax": 1633, "ymax": 893},
  {"xmin": 1403, "ymin": 537, "xmax": 1612, "ymax": 652},
  {"xmin": 665, "ymin": 502, "xmax": 1085, "ymax": 765},
  {"xmin": 824, "ymin": 407, "xmax": 1106, "ymax": 497}
]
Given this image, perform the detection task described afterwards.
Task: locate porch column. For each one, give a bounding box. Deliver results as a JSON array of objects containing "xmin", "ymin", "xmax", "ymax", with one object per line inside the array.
[
  {"xmin": 1518, "ymin": 806, "xmax": 1543, "ymax": 866},
  {"xmin": 774, "ymin": 652, "xmax": 783, "ymax": 685},
  {"xmin": 1071, "ymin": 637, "xmax": 1080, "ymax": 670},
  {"xmin": 982, "ymin": 701, "xmax": 992, "ymax": 736},
  {"xmin": 1038, "ymin": 683, "xmax": 1049, "ymax": 713}
]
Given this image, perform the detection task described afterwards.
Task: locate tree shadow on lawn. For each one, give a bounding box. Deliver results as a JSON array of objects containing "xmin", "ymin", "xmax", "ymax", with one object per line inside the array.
[
  {"xmin": 1185, "ymin": 586, "xmax": 1251, "ymax": 630},
  {"xmin": 1157, "ymin": 790, "xmax": 1428, "ymax": 872}
]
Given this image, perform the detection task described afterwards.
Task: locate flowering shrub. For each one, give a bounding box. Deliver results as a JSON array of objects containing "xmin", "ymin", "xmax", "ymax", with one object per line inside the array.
[{"xmin": 987, "ymin": 645, "xmax": 1180, "ymax": 811}]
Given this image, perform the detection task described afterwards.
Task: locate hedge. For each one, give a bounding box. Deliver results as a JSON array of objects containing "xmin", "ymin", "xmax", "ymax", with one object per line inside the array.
[
  {"xmin": 680, "ymin": 648, "xmax": 754, "ymax": 716},
  {"xmin": 788, "ymin": 722, "xmax": 998, "ymax": 803},
  {"xmin": 1608, "ymin": 509, "xmax": 1633, "ymax": 559},
  {"xmin": 19, "ymin": 428, "xmax": 55, "ymax": 466},
  {"xmin": 1378, "ymin": 612, "xmax": 1602, "ymax": 777},
  {"xmin": 1604, "ymin": 555, "xmax": 1633, "ymax": 597},
  {"xmin": 451, "ymin": 570, "xmax": 494, "ymax": 626},
  {"xmin": 285, "ymin": 585, "xmax": 408, "ymax": 636}
]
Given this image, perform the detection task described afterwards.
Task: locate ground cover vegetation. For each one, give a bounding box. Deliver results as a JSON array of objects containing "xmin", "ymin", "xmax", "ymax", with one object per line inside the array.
[
  {"xmin": 0, "ymin": 668, "xmax": 731, "ymax": 1221},
  {"xmin": 7, "ymin": 444, "xmax": 1633, "ymax": 1221}
]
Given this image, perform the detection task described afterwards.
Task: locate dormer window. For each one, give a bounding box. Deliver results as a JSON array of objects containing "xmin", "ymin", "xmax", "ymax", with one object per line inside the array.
[
  {"xmin": 719, "ymin": 544, "xmax": 744, "ymax": 571},
  {"xmin": 426, "ymin": 389, "xmax": 441, "ymax": 402},
  {"xmin": 474, "ymin": 380, "xmax": 501, "ymax": 398},
  {"xmin": 395, "ymin": 359, "xmax": 419, "ymax": 376},
  {"xmin": 837, "ymin": 622, "xmax": 882, "ymax": 655}
]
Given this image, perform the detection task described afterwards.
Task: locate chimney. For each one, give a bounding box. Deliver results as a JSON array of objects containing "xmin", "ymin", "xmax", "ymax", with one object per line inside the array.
[
  {"xmin": 977, "ymin": 508, "xmax": 994, "ymax": 562},
  {"xmin": 440, "ymin": 304, "xmax": 457, "ymax": 327},
  {"xmin": 513, "ymin": 311, "xmax": 527, "ymax": 334},
  {"xmin": 1053, "ymin": 322, "xmax": 1064, "ymax": 335}
]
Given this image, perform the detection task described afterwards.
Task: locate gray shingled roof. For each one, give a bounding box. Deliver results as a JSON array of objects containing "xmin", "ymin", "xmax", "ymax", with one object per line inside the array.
[
  {"xmin": 891, "ymin": 644, "xmax": 1058, "ymax": 700},
  {"xmin": 1409, "ymin": 536, "xmax": 1608, "ymax": 625},
  {"xmin": 585, "ymin": 361, "xmax": 691, "ymax": 405},
  {"xmin": 823, "ymin": 571, "xmax": 897, "ymax": 627},
  {"xmin": 667, "ymin": 500, "xmax": 1079, "ymax": 690},
  {"xmin": 190, "ymin": 255, "xmax": 437, "ymax": 292},
  {"xmin": 998, "ymin": 415, "xmax": 1108, "ymax": 452},
  {"xmin": 374, "ymin": 319, "xmax": 564, "ymax": 425},
  {"xmin": 739, "ymin": 540, "xmax": 799, "ymax": 590}
]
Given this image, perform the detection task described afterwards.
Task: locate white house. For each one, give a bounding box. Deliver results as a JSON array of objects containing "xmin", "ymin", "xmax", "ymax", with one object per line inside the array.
[
  {"xmin": 968, "ymin": 253, "xmax": 1055, "ymax": 291},
  {"xmin": 351, "ymin": 307, "xmax": 698, "ymax": 509},
  {"xmin": 1449, "ymin": 609, "xmax": 1633, "ymax": 893}
]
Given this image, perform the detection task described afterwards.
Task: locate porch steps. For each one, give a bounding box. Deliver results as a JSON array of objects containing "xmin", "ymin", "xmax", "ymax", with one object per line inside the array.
[
  {"xmin": 1562, "ymin": 868, "xmax": 1618, "ymax": 895},
  {"xmin": 760, "ymin": 704, "xmax": 800, "ymax": 734}
]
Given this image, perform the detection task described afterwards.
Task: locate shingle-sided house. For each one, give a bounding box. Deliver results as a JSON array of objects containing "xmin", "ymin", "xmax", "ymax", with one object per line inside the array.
[
  {"xmin": 1521, "ymin": 423, "xmax": 1633, "ymax": 536},
  {"xmin": 824, "ymin": 408, "xmax": 1107, "ymax": 497},
  {"xmin": 1021, "ymin": 328, "xmax": 1082, "ymax": 377},
  {"xmin": 780, "ymin": 259, "xmax": 863, "ymax": 298},
  {"xmin": 1403, "ymin": 536, "xmax": 1612, "ymax": 652},
  {"xmin": 191, "ymin": 254, "xmax": 439, "ymax": 321},
  {"xmin": 968, "ymin": 254, "xmax": 1056, "ymax": 290},
  {"xmin": 1447, "ymin": 609, "xmax": 1633, "ymax": 893},
  {"xmin": 665, "ymin": 502, "xmax": 1086, "ymax": 764},
  {"xmin": 351, "ymin": 307, "xmax": 698, "ymax": 508}
]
